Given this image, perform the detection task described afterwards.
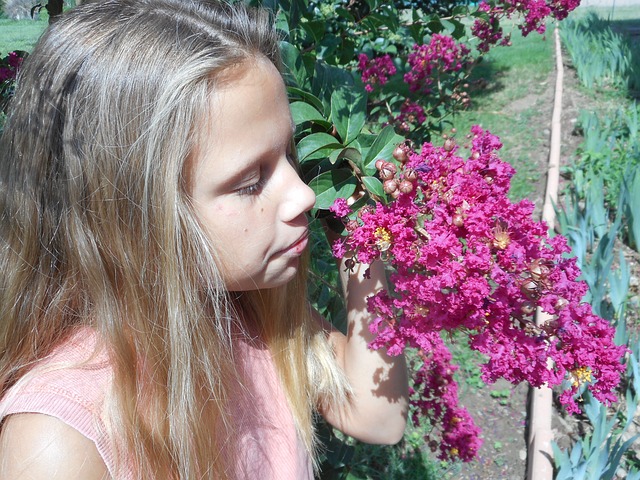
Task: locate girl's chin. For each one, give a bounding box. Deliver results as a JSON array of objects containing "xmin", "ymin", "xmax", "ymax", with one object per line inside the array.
[{"xmin": 225, "ymin": 261, "xmax": 300, "ymax": 292}]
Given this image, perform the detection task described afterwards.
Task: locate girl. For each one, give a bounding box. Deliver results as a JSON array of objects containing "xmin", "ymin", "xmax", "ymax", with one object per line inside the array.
[{"xmin": 0, "ymin": 0, "xmax": 408, "ymax": 478}]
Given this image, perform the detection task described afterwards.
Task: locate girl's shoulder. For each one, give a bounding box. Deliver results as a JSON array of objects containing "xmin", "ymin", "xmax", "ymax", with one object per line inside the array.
[
  {"xmin": 0, "ymin": 327, "xmax": 117, "ymax": 479},
  {"xmin": 0, "ymin": 327, "xmax": 113, "ymax": 416},
  {"xmin": 0, "ymin": 412, "xmax": 110, "ymax": 479}
]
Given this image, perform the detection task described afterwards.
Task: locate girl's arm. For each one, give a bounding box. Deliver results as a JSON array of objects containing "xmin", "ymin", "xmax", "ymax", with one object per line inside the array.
[
  {"xmin": 0, "ymin": 413, "xmax": 110, "ymax": 480},
  {"xmin": 318, "ymin": 240, "xmax": 409, "ymax": 445}
]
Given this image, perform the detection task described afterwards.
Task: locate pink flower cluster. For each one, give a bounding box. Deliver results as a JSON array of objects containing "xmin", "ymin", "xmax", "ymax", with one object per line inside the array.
[
  {"xmin": 331, "ymin": 126, "xmax": 626, "ymax": 460},
  {"xmin": 408, "ymin": 332, "xmax": 482, "ymax": 461},
  {"xmin": 0, "ymin": 51, "xmax": 24, "ymax": 83},
  {"xmin": 358, "ymin": 53, "xmax": 396, "ymax": 93},
  {"xmin": 403, "ymin": 34, "xmax": 471, "ymax": 95},
  {"xmin": 357, "ymin": 36, "xmax": 472, "ymax": 132},
  {"xmin": 472, "ymin": 0, "xmax": 581, "ymax": 52},
  {"xmin": 394, "ymin": 100, "xmax": 427, "ymax": 133}
]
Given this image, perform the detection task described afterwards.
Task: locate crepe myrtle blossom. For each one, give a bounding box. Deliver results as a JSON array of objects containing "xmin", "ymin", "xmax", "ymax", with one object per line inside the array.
[
  {"xmin": 472, "ymin": 0, "xmax": 581, "ymax": 52},
  {"xmin": 357, "ymin": 53, "xmax": 396, "ymax": 93},
  {"xmin": 330, "ymin": 126, "xmax": 627, "ymax": 460},
  {"xmin": 393, "ymin": 100, "xmax": 428, "ymax": 133},
  {"xmin": 357, "ymin": 36, "xmax": 472, "ymax": 134},
  {"xmin": 0, "ymin": 51, "xmax": 24, "ymax": 83},
  {"xmin": 357, "ymin": 36, "xmax": 472, "ymax": 97},
  {"xmin": 403, "ymin": 35, "xmax": 471, "ymax": 95}
]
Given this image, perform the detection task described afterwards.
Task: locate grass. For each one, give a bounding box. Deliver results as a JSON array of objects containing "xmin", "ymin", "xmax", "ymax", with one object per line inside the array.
[
  {"xmin": 0, "ymin": 16, "xmax": 48, "ymax": 53},
  {"xmin": 449, "ymin": 26, "xmax": 556, "ymax": 201},
  {"xmin": 572, "ymin": 5, "xmax": 640, "ymax": 22},
  {"xmin": 447, "ymin": 331, "xmax": 486, "ymax": 392}
]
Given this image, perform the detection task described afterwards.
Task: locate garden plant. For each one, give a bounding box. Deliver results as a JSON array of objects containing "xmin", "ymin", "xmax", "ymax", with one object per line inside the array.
[{"xmin": 552, "ymin": 7, "xmax": 640, "ymax": 477}]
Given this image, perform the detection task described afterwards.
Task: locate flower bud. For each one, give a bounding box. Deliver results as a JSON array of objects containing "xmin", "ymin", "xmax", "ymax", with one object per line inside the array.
[
  {"xmin": 379, "ymin": 162, "xmax": 397, "ymax": 180},
  {"xmin": 529, "ymin": 259, "xmax": 551, "ymax": 282},
  {"xmin": 383, "ymin": 178, "xmax": 399, "ymax": 194},
  {"xmin": 345, "ymin": 220, "xmax": 359, "ymax": 232},
  {"xmin": 521, "ymin": 301, "xmax": 536, "ymax": 315},
  {"xmin": 452, "ymin": 213, "xmax": 464, "ymax": 227},
  {"xmin": 555, "ymin": 297, "xmax": 568, "ymax": 310},
  {"xmin": 520, "ymin": 277, "xmax": 541, "ymax": 300},
  {"xmin": 392, "ymin": 144, "xmax": 409, "ymax": 164},
  {"xmin": 375, "ymin": 159, "xmax": 385, "ymax": 170},
  {"xmin": 403, "ymin": 168, "xmax": 418, "ymax": 182},
  {"xmin": 444, "ymin": 138, "xmax": 455, "ymax": 152},
  {"xmin": 399, "ymin": 180, "xmax": 413, "ymax": 194}
]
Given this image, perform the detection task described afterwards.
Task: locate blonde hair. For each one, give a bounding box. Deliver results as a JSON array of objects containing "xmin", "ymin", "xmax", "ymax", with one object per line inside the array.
[{"xmin": 0, "ymin": 0, "xmax": 347, "ymax": 477}]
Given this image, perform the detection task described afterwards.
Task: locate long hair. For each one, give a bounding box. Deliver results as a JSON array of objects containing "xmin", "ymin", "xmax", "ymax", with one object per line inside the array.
[{"xmin": 0, "ymin": 0, "xmax": 347, "ymax": 477}]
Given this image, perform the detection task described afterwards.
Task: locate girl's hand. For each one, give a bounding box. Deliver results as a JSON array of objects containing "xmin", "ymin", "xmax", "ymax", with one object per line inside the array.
[{"xmin": 318, "ymin": 215, "xmax": 409, "ymax": 444}]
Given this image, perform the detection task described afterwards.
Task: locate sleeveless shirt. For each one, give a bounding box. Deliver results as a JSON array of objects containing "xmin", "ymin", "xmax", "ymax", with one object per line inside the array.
[{"xmin": 0, "ymin": 329, "xmax": 313, "ymax": 479}]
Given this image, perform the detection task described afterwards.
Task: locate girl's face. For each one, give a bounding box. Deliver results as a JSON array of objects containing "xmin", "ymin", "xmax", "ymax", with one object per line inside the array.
[{"xmin": 190, "ymin": 58, "xmax": 316, "ymax": 291}]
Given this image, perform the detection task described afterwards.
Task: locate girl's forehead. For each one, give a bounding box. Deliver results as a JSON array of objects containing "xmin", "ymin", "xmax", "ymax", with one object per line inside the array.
[{"xmin": 187, "ymin": 57, "xmax": 292, "ymax": 190}]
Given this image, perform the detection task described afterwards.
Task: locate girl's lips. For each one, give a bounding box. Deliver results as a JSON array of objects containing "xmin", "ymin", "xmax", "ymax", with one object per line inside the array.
[{"xmin": 281, "ymin": 232, "xmax": 309, "ymax": 256}]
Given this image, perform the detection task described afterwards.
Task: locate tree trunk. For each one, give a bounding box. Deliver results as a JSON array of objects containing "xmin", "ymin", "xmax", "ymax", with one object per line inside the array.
[{"xmin": 47, "ymin": 0, "xmax": 64, "ymax": 23}]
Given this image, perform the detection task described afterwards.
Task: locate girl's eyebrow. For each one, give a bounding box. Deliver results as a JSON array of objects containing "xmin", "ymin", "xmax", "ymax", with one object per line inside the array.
[{"xmin": 220, "ymin": 159, "xmax": 261, "ymax": 189}]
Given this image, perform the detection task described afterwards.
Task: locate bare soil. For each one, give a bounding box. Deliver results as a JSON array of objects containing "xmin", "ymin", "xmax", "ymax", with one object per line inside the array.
[{"xmin": 442, "ymin": 38, "xmax": 640, "ymax": 480}]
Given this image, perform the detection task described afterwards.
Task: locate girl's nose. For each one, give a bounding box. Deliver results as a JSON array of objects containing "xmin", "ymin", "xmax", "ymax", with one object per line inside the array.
[{"xmin": 280, "ymin": 168, "xmax": 316, "ymax": 223}]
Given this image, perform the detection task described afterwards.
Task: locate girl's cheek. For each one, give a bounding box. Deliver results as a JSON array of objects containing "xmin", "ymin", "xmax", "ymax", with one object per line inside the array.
[{"xmin": 213, "ymin": 201, "xmax": 239, "ymax": 218}]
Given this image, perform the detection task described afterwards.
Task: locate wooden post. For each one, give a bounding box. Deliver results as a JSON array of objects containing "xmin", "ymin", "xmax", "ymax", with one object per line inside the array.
[
  {"xmin": 46, "ymin": 0, "xmax": 64, "ymax": 23},
  {"xmin": 526, "ymin": 25, "xmax": 564, "ymax": 480}
]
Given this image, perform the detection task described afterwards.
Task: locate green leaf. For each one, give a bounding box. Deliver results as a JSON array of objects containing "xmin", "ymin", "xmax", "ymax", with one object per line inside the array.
[
  {"xmin": 335, "ymin": 7, "xmax": 354, "ymax": 21},
  {"xmin": 280, "ymin": 41, "xmax": 309, "ymax": 89},
  {"xmin": 452, "ymin": 5, "xmax": 469, "ymax": 16},
  {"xmin": 328, "ymin": 146, "xmax": 363, "ymax": 166},
  {"xmin": 331, "ymin": 88, "xmax": 366, "ymax": 145},
  {"xmin": 361, "ymin": 175, "xmax": 385, "ymax": 198},
  {"xmin": 287, "ymin": 87, "xmax": 324, "ymax": 112},
  {"xmin": 312, "ymin": 62, "xmax": 355, "ymax": 111},
  {"xmin": 309, "ymin": 169, "xmax": 358, "ymax": 210},
  {"xmin": 290, "ymin": 101, "xmax": 331, "ymax": 129},
  {"xmin": 274, "ymin": 9, "xmax": 290, "ymax": 37},
  {"xmin": 427, "ymin": 18, "xmax": 444, "ymax": 34},
  {"xmin": 296, "ymin": 133, "xmax": 343, "ymax": 163},
  {"xmin": 301, "ymin": 19, "xmax": 326, "ymax": 44},
  {"xmin": 337, "ymin": 147, "xmax": 362, "ymax": 164},
  {"xmin": 337, "ymin": 37, "xmax": 356, "ymax": 65},
  {"xmin": 318, "ymin": 35, "xmax": 341, "ymax": 64},
  {"xmin": 444, "ymin": 18, "xmax": 467, "ymax": 40},
  {"xmin": 363, "ymin": 125, "xmax": 405, "ymax": 172},
  {"xmin": 471, "ymin": 9, "xmax": 491, "ymax": 21}
]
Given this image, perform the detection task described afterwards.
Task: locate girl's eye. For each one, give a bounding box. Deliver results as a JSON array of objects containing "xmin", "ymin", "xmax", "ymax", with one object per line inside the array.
[{"xmin": 236, "ymin": 174, "xmax": 267, "ymax": 196}]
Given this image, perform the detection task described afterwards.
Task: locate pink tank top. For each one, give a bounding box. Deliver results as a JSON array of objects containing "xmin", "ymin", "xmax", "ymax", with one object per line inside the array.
[{"xmin": 0, "ymin": 329, "xmax": 313, "ymax": 479}]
